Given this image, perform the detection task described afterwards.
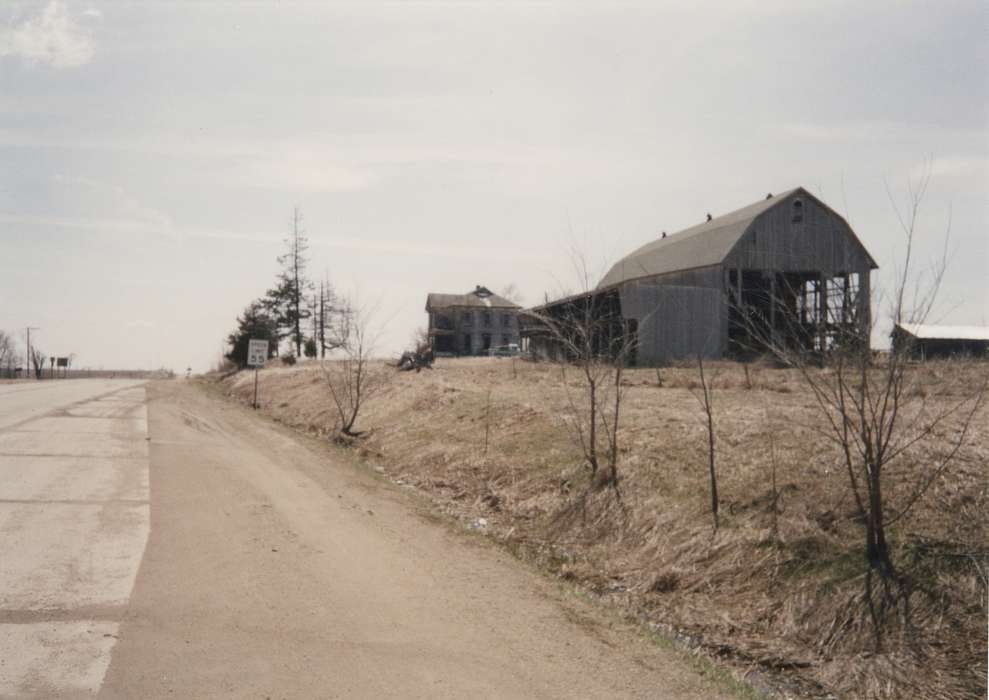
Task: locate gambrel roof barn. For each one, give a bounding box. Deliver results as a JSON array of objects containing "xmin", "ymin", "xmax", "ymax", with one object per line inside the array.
[{"xmin": 524, "ymin": 188, "xmax": 878, "ymax": 365}]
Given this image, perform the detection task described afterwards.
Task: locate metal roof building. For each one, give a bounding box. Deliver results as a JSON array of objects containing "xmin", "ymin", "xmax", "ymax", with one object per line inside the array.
[
  {"xmin": 525, "ymin": 188, "xmax": 878, "ymax": 364},
  {"xmin": 892, "ymin": 323, "xmax": 989, "ymax": 359}
]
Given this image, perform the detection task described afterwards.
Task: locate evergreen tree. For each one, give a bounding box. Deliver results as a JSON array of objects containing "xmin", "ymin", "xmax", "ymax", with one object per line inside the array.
[
  {"xmin": 226, "ymin": 300, "xmax": 280, "ymax": 368},
  {"xmin": 267, "ymin": 207, "xmax": 312, "ymax": 357}
]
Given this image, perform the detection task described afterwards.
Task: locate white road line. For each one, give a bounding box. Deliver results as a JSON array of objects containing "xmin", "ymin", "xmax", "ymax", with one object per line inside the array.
[{"xmin": 0, "ymin": 384, "xmax": 149, "ymax": 698}]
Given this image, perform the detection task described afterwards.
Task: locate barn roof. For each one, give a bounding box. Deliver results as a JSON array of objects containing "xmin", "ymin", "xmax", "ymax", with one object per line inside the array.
[
  {"xmin": 596, "ymin": 187, "xmax": 876, "ymax": 289},
  {"xmin": 426, "ymin": 286, "xmax": 520, "ymax": 311},
  {"xmin": 896, "ymin": 323, "xmax": 989, "ymax": 341}
]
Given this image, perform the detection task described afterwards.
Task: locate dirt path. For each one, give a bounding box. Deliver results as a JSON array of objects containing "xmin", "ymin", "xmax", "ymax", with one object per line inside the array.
[{"xmin": 99, "ymin": 380, "xmax": 735, "ymax": 699}]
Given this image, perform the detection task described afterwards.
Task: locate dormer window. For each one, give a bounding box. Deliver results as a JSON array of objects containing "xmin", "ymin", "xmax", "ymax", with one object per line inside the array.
[{"xmin": 792, "ymin": 199, "xmax": 804, "ymax": 223}]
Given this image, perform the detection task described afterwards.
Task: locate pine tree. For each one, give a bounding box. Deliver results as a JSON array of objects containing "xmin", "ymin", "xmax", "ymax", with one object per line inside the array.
[{"xmin": 267, "ymin": 207, "xmax": 312, "ymax": 357}]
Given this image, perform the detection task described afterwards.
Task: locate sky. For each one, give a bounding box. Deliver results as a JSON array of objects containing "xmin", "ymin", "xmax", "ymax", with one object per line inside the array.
[{"xmin": 1, "ymin": 0, "xmax": 986, "ymax": 372}]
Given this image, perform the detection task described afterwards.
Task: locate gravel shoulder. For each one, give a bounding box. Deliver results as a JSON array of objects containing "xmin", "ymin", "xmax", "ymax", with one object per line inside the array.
[{"xmin": 98, "ymin": 379, "xmax": 738, "ymax": 699}]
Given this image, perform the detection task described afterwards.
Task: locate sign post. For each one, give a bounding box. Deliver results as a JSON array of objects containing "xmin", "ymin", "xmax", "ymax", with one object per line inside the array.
[{"xmin": 247, "ymin": 339, "xmax": 269, "ymax": 409}]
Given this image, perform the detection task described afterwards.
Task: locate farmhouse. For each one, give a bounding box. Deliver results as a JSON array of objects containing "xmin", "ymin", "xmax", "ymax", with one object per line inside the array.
[
  {"xmin": 892, "ymin": 323, "xmax": 989, "ymax": 360},
  {"xmin": 426, "ymin": 286, "xmax": 522, "ymax": 356},
  {"xmin": 523, "ymin": 188, "xmax": 878, "ymax": 365}
]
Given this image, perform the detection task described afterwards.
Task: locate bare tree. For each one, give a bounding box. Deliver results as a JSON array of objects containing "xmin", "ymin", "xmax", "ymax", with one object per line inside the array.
[
  {"xmin": 499, "ymin": 283, "xmax": 524, "ymax": 305},
  {"xmin": 0, "ymin": 331, "xmax": 13, "ymax": 370},
  {"xmin": 30, "ymin": 347, "xmax": 46, "ymax": 380},
  {"xmin": 321, "ymin": 303, "xmax": 389, "ymax": 438},
  {"xmin": 315, "ymin": 277, "xmax": 350, "ymax": 358},
  {"xmin": 0, "ymin": 332, "xmax": 20, "ymax": 379},
  {"xmin": 744, "ymin": 171, "xmax": 986, "ymax": 645},
  {"xmin": 409, "ymin": 325, "xmax": 429, "ymax": 352}
]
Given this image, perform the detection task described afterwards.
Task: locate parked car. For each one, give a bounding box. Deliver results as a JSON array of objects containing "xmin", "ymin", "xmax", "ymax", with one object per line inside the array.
[{"xmin": 488, "ymin": 343, "xmax": 521, "ymax": 357}]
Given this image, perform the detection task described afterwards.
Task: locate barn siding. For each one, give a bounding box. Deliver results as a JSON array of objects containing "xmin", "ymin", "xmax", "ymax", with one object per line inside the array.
[
  {"xmin": 620, "ymin": 282, "xmax": 723, "ymax": 365},
  {"xmin": 627, "ymin": 265, "xmax": 724, "ymax": 290}
]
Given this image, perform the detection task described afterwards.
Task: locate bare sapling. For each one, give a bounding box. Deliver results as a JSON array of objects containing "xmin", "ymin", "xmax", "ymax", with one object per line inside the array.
[
  {"xmin": 765, "ymin": 410, "xmax": 782, "ymax": 543},
  {"xmin": 482, "ymin": 388, "xmax": 492, "ymax": 457},
  {"xmin": 744, "ymin": 169, "xmax": 987, "ymax": 648},
  {"xmin": 532, "ymin": 249, "xmax": 636, "ymax": 496},
  {"xmin": 691, "ymin": 353, "xmax": 719, "ymax": 531},
  {"xmin": 322, "ymin": 302, "xmax": 389, "ymax": 439}
]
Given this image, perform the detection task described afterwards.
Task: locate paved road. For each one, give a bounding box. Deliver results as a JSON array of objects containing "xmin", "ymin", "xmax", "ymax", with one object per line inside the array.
[
  {"xmin": 0, "ymin": 379, "xmax": 149, "ymax": 698},
  {"xmin": 1, "ymin": 380, "xmax": 732, "ymax": 699}
]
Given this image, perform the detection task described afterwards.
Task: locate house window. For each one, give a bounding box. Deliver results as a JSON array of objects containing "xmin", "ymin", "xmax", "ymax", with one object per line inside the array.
[
  {"xmin": 792, "ymin": 199, "xmax": 804, "ymax": 223},
  {"xmin": 483, "ymin": 311, "xmax": 492, "ymax": 327},
  {"xmin": 463, "ymin": 311, "xmax": 473, "ymax": 326},
  {"xmin": 463, "ymin": 334, "xmax": 472, "ymax": 353},
  {"xmin": 502, "ymin": 313, "xmax": 511, "ymax": 326}
]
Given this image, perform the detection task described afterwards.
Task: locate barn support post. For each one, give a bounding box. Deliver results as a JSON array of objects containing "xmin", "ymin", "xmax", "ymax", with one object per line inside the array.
[
  {"xmin": 818, "ymin": 274, "xmax": 828, "ymax": 353},
  {"xmin": 858, "ymin": 269, "xmax": 871, "ymax": 347},
  {"xmin": 770, "ymin": 272, "xmax": 777, "ymax": 339}
]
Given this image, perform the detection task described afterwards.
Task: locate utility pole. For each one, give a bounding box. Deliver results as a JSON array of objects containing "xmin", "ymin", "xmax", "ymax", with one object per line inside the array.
[{"xmin": 25, "ymin": 326, "xmax": 39, "ymax": 379}]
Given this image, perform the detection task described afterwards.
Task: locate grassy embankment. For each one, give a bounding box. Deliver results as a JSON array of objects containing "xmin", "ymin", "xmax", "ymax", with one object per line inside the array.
[{"xmin": 218, "ymin": 357, "xmax": 987, "ymax": 699}]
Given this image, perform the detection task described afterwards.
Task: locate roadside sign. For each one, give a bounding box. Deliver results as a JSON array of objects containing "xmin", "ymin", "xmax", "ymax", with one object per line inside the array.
[{"xmin": 247, "ymin": 339, "xmax": 269, "ymax": 367}]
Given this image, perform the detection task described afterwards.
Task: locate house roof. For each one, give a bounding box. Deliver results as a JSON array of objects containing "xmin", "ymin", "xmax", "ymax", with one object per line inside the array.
[
  {"xmin": 596, "ymin": 187, "xmax": 877, "ymax": 290},
  {"xmin": 896, "ymin": 323, "xmax": 989, "ymax": 341},
  {"xmin": 426, "ymin": 286, "xmax": 520, "ymax": 311}
]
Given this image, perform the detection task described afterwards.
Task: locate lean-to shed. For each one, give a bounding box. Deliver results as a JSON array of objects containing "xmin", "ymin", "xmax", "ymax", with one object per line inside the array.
[{"xmin": 892, "ymin": 324, "xmax": 989, "ymax": 359}]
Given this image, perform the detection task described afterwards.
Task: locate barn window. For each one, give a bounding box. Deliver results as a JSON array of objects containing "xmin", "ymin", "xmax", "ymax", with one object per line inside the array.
[{"xmin": 792, "ymin": 199, "xmax": 804, "ymax": 223}]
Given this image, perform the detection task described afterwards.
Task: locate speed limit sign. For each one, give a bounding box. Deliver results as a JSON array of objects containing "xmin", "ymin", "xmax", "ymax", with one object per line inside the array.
[{"xmin": 247, "ymin": 339, "xmax": 269, "ymax": 367}]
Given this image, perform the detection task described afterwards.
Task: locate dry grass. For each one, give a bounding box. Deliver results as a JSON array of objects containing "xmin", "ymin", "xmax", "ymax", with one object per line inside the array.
[{"xmin": 218, "ymin": 357, "xmax": 988, "ymax": 699}]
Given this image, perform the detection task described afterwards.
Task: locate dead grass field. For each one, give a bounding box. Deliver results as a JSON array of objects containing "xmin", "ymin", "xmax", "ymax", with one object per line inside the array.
[{"xmin": 219, "ymin": 357, "xmax": 988, "ymax": 699}]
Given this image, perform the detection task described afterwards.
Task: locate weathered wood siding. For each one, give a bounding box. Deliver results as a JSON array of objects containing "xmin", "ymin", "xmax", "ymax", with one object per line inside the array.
[
  {"xmin": 619, "ymin": 282, "xmax": 723, "ymax": 365},
  {"xmin": 630, "ymin": 265, "xmax": 724, "ymax": 290},
  {"xmin": 725, "ymin": 191, "xmax": 874, "ymax": 275}
]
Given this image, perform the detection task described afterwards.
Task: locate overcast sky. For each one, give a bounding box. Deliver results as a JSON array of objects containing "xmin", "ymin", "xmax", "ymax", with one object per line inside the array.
[{"xmin": 1, "ymin": 0, "xmax": 986, "ymax": 371}]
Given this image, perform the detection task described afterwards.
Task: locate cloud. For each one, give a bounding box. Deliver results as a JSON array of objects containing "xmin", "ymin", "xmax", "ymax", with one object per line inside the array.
[{"xmin": 0, "ymin": 2, "xmax": 95, "ymax": 68}]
